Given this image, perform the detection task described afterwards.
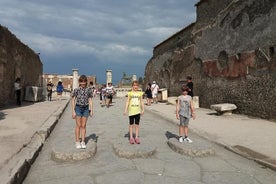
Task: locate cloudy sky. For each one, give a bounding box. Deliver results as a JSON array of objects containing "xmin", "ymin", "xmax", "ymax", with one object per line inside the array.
[{"xmin": 0, "ymin": 0, "xmax": 198, "ymax": 84}]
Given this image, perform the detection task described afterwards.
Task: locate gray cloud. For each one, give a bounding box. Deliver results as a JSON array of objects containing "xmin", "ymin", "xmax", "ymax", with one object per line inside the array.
[{"xmin": 0, "ymin": 0, "xmax": 198, "ymax": 83}]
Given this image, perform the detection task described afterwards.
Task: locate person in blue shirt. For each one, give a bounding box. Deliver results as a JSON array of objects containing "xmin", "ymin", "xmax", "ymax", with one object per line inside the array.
[{"xmin": 56, "ymin": 81, "xmax": 64, "ymax": 101}]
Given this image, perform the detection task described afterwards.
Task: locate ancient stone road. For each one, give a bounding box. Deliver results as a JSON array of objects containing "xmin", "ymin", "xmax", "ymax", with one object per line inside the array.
[{"xmin": 23, "ymin": 98, "xmax": 276, "ymax": 184}]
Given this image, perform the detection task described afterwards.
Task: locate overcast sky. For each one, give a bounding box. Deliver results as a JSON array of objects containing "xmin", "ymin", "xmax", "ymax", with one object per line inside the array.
[{"xmin": 0, "ymin": 0, "xmax": 198, "ymax": 84}]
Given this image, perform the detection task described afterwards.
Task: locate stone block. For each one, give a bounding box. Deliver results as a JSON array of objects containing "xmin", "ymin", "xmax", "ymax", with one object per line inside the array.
[
  {"xmin": 24, "ymin": 86, "xmax": 44, "ymax": 102},
  {"xmin": 157, "ymin": 88, "xmax": 168, "ymax": 102},
  {"xmin": 210, "ymin": 103, "xmax": 237, "ymax": 115},
  {"xmin": 193, "ymin": 96, "xmax": 199, "ymax": 108}
]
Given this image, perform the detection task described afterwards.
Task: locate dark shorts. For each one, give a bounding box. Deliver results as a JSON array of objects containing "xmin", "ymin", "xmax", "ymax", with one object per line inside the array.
[
  {"xmin": 75, "ymin": 104, "xmax": 89, "ymax": 117},
  {"xmin": 129, "ymin": 114, "xmax": 140, "ymax": 125},
  {"xmin": 107, "ymin": 94, "xmax": 113, "ymax": 99}
]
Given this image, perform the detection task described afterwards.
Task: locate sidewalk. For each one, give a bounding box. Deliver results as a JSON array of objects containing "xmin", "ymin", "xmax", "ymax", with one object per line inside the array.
[
  {"xmin": 0, "ymin": 97, "xmax": 70, "ymax": 184},
  {"xmin": 145, "ymin": 97, "xmax": 276, "ymax": 171}
]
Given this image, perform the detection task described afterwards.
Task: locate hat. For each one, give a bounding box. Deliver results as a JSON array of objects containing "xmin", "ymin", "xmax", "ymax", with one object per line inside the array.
[{"xmin": 153, "ymin": 81, "xmax": 156, "ymax": 84}]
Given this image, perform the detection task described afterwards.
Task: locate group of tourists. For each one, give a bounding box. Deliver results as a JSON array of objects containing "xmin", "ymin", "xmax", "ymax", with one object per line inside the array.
[
  {"xmin": 70, "ymin": 74, "xmax": 196, "ymax": 149},
  {"xmin": 99, "ymin": 82, "xmax": 115, "ymax": 108},
  {"xmin": 46, "ymin": 81, "xmax": 64, "ymax": 101}
]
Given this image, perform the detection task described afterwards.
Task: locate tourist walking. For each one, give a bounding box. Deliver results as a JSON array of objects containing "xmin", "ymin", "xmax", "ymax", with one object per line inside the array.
[
  {"xmin": 124, "ymin": 80, "xmax": 144, "ymax": 144},
  {"xmin": 71, "ymin": 75, "xmax": 93, "ymax": 149},
  {"xmin": 176, "ymin": 86, "xmax": 195, "ymax": 143},
  {"xmin": 106, "ymin": 82, "xmax": 115, "ymax": 107},
  {"xmin": 56, "ymin": 81, "xmax": 64, "ymax": 101},
  {"xmin": 145, "ymin": 83, "xmax": 152, "ymax": 106},
  {"xmin": 151, "ymin": 81, "xmax": 159, "ymax": 104},
  {"xmin": 186, "ymin": 76, "xmax": 194, "ymax": 97},
  {"xmin": 46, "ymin": 81, "xmax": 54, "ymax": 101},
  {"xmin": 100, "ymin": 84, "xmax": 107, "ymax": 107},
  {"xmin": 89, "ymin": 81, "xmax": 96, "ymax": 98},
  {"xmin": 14, "ymin": 77, "xmax": 22, "ymax": 106}
]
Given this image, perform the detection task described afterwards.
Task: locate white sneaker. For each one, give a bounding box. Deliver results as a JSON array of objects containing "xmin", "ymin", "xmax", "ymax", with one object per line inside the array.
[
  {"xmin": 76, "ymin": 142, "xmax": 81, "ymax": 149},
  {"xmin": 179, "ymin": 136, "xmax": 183, "ymax": 143},
  {"xmin": 184, "ymin": 137, "xmax": 193, "ymax": 143},
  {"xmin": 81, "ymin": 142, "xmax": 86, "ymax": 149}
]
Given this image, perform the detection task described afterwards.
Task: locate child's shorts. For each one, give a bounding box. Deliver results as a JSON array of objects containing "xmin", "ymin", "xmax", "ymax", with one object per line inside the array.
[
  {"xmin": 179, "ymin": 115, "xmax": 190, "ymax": 126},
  {"xmin": 75, "ymin": 104, "xmax": 89, "ymax": 117},
  {"xmin": 129, "ymin": 114, "xmax": 140, "ymax": 125}
]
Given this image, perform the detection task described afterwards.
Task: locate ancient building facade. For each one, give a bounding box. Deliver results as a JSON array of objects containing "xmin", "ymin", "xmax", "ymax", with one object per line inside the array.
[
  {"xmin": 144, "ymin": 0, "xmax": 276, "ymax": 119},
  {"xmin": 0, "ymin": 25, "xmax": 43, "ymax": 107}
]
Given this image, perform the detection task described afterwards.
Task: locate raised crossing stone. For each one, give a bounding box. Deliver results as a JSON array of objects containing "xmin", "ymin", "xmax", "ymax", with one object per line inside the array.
[
  {"xmin": 51, "ymin": 141, "xmax": 97, "ymax": 161},
  {"xmin": 210, "ymin": 103, "xmax": 237, "ymax": 115},
  {"xmin": 113, "ymin": 138, "xmax": 157, "ymax": 159},
  {"xmin": 167, "ymin": 138, "xmax": 215, "ymax": 157}
]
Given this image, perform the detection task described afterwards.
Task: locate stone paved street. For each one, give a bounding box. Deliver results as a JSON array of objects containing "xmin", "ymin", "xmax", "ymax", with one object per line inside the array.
[{"xmin": 23, "ymin": 97, "xmax": 276, "ymax": 184}]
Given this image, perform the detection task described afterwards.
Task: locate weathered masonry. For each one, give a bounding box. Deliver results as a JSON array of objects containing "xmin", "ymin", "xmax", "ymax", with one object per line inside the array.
[
  {"xmin": 144, "ymin": 0, "xmax": 276, "ymax": 119},
  {"xmin": 0, "ymin": 25, "xmax": 43, "ymax": 107}
]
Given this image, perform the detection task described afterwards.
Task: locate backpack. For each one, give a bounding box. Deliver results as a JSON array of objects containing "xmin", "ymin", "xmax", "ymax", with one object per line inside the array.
[{"xmin": 56, "ymin": 85, "xmax": 64, "ymax": 93}]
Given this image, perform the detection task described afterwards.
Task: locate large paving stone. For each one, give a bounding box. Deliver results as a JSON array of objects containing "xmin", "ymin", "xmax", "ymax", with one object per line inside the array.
[
  {"xmin": 113, "ymin": 137, "xmax": 157, "ymax": 159},
  {"xmin": 167, "ymin": 138, "xmax": 215, "ymax": 157}
]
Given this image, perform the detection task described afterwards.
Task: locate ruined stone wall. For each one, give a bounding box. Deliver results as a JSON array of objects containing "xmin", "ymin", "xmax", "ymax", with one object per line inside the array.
[
  {"xmin": 0, "ymin": 25, "xmax": 43, "ymax": 107},
  {"xmin": 195, "ymin": 0, "xmax": 233, "ymax": 30},
  {"xmin": 153, "ymin": 23, "xmax": 195, "ymax": 57},
  {"xmin": 144, "ymin": 0, "xmax": 276, "ymax": 119}
]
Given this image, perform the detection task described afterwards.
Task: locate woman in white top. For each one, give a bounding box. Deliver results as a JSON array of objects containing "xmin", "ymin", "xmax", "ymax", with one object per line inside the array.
[{"xmin": 151, "ymin": 81, "xmax": 159, "ymax": 104}]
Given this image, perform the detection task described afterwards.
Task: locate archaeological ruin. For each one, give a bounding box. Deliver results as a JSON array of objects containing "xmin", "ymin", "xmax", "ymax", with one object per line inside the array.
[
  {"xmin": 144, "ymin": 0, "xmax": 276, "ymax": 119},
  {"xmin": 0, "ymin": 25, "xmax": 43, "ymax": 107}
]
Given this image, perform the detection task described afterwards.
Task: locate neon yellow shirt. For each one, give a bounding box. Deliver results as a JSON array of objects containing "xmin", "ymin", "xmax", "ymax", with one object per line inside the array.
[{"xmin": 127, "ymin": 91, "xmax": 143, "ymax": 116}]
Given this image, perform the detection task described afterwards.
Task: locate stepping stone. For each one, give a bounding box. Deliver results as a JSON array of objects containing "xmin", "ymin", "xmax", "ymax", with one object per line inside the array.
[
  {"xmin": 51, "ymin": 140, "xmax": 97, "ymax": 162},
  {"xmin": 113, "ymin": 138, "xmax": 157, "ymax": 159},
  {"xmin": 167, "ymin": 138, "xmax": 215, "ymax": 157}
]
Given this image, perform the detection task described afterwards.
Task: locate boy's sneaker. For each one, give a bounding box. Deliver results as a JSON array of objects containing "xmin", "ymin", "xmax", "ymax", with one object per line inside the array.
[
  {"xmin": 179, "ymin": 136, "xmax": 183, "ymax": 143},
  {"xmin": 129, "ymin": 138, "xmax": 135, "ymax": 144},
  {"xmin": 184, "ymin": 137, "xmax": 193, "ymax": 143},
  {"xmin": 81, "ymin": 142, "xmax": 86, "ymax": 149},
  {"xmin": 76, "ymin": 142, "xmax": 81, "ymax": 149}
]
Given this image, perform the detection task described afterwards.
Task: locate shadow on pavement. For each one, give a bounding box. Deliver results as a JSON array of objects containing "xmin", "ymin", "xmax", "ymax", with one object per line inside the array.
[
  {"xmin": 85, "ymin": 133, "xmax": 98, "ymax": 143},
  {"xmin": 0, "ymin": 112, "xmax": 6, "ymax": 120},
  {"xmin": 165, "ymin": 131, "xmax": 178, "ymax": 140}
]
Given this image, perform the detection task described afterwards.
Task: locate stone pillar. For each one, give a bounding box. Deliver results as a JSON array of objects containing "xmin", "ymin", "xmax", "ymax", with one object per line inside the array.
[
  {"xmin": 193, "ymin": 96, "xmax": 199, "ymax": 108},
  {"xmin": 72, "ymin": 69, "xmax": 79, "ymax": 90},
  {"xmin": 106, "ymin": 70, "xmax": 112, "ymax": 85},
  {"xmin": 132, "ymin": 75, "xmax": 137, "ymax": 82}
]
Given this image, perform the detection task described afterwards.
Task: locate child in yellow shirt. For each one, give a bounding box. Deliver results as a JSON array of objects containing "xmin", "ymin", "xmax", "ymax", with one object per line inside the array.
[{"xmin": 124, "ymin": 81, "xmax": 144, "ymax": 144}]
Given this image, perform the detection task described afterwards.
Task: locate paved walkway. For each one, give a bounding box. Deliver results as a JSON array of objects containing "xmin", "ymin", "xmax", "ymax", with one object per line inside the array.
[
  {"xmin": 0, "ymin": 97, "xmax": 70, "ymax": 184},
  {"xmin": 0, "ymin": 96, "xmax": 275, "ymax": 183}
]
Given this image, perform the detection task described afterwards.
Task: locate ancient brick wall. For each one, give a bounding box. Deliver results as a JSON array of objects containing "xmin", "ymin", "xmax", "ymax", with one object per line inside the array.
[
  {"xmin": 0, "ymin": 25, "xmax": 43, "ymax": 107},
  {"xmin": 144, "ymin": 0, "xmax": 276, "ymax": 119}
]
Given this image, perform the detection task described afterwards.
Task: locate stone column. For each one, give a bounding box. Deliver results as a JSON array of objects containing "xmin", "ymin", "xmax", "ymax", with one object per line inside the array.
[
  {"xmin": 106, "ymin": 70, "xmax": 112, "ymax": 85},
  {"xmin": 132, "ymin": 75, "xmax": 137, "ymax": 82},
  {"xmin": 72, "ymin": 69, "xmax": 79, "ymax": 90}
]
